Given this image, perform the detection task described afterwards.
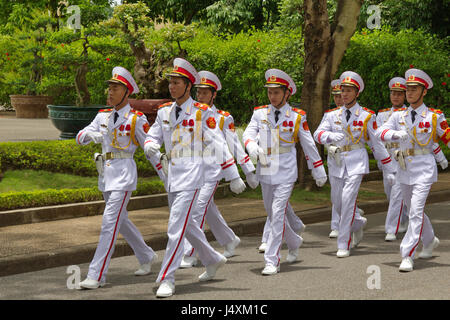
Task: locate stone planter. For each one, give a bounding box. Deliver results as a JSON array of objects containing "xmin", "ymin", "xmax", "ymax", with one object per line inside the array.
[
  {"xmin": 10, "ymin": 95, "xmax": 53, "ymax": 118},
  {"xmin": 128, "ymin": 99, "xmax": 171, "ymax": 125},
  {"xmin": 47, "ymin": 104, "xmax": 106, "ymax": 140}
]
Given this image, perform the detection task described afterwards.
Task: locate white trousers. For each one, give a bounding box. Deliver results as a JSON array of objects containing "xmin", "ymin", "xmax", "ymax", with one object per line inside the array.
[
  {"xmin": 329, "ymin": 173, "xmax": 366, "ymax": 250},
  {"xmin": 383, "ymin": 171, "xmax": 408, "ymax": 234},
  {"xmin": 399, "ymin": 183, "xmax": 435, "ymax": 258},
  {"xmin": 261, "ymin": 182, "xmax": 303, "ymax": 266},
  {"xmin": 87, "ymin": 191, "xmax": 156, "ymax": 282},
  {"xmin": 156, "ymin": 189, "xmax": 224, "ymax": 284},
  {"xmin": 261, "ymin": 202, "xmax": 304, "ymax": 244},
  {"xmin": 183, "ymin": 181, "xmax": 236, "ymax": 257}
]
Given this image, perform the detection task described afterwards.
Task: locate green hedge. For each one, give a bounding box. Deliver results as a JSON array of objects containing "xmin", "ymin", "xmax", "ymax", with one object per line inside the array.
[
  {"xmin": 0, "ymin": 140, "xmax": 157, "ymax": 177},
  {"xmin": 0, "ymin": 179, "xmax": 166, "ymax": 211}
]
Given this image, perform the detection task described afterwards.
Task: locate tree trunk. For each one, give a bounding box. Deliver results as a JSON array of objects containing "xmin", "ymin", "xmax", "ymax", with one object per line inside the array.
[
  {"xmin": 75, "ymin": 62, "xmax": 90, "ymax": 106},
  {"xmin": 297, "ymin": 0, "xmax": 363, "ymax": 185}
]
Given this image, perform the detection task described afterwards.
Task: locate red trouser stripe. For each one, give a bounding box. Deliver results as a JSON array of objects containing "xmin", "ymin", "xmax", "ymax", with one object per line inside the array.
[
  {"xmin": 409, "ymin": 211, "xmax": 424, "ymax": 257},
  {"xmin": 161, "ymin": 189, "xmax": 198, "ymax": 281},
  {"xmin": 188, "ymin": 182, "xmax": 219, "ymax": 257},
  {"xmin": 347, "ymin": 201, "xmax": 357, "ymax": 250},
  {"xmin": 97, "ymin": 191, "xmax": 128, "ymax": 282},
  {"xmin": 394, "ymin": 201, "xmax": 403, "ymax": 235}
]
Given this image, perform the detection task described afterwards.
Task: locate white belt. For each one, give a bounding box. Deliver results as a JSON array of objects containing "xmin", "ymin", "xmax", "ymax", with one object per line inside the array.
[
  {"xmin": 331, "ymin": 142, "xmax": 364, "ymax": 153},
  {"xmin": 264, "ymin": 146, "xmax": 292, "ymax": 155},
  {"xmin": 401, "ymin": 148, "xmax": 431, "ymax": 157},
  {"xmin": 169, "ymin": 148, "xmax": 203, "ymax": 159},
  {"xmin": 101, "ymin": 151, "xmax": 133, "ymax": 160}
]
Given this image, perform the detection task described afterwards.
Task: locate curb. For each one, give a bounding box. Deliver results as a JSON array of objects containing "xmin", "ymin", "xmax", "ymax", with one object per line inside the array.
[
  {"xmin": 1, "ymin": 188, "xmax": 449, "ymax": 277},
  {"xmin": 0, "ymin": 171, "xmax": 382, "ymax": 228}
]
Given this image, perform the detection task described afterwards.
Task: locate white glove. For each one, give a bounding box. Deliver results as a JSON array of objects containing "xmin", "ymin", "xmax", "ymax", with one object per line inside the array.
[
  {"xmin": 386, "ymin": 173, "xmax": 396, "ymax": 186},
  {"xmin": 439, "ymin": 159, "xmax": 448, "ymax": 170},
  {"xmin": 257, "ymin": 147, "xmax": 270, "ymax": 166},
  {"xmin": 87, "ymin": 131, "xmax": 103, "ymax": 144},
  {"xmin": 144, "ymin": 141, "xmax": 160, "ymax": 157},
  {"xmin": 246, "ymin": 172, "xmax": 259, "ymax": 189},
  {"xmin": 315, "ymin": 176, "xmax": 327, "ymax": 187},
  {"xmin": 327, "ymin": 132, "xmax": 345, "ymax": 143},
  {"xmin": 246, "ymin": 142, "xmax": 259, "ymax": 162},
  {"xmin": 230, "ymin": 177, "xmax": 246, "ymax": 194},
  {"xmin": 392, "ymin": 131, "xmax": 409, "ymax": 141}
]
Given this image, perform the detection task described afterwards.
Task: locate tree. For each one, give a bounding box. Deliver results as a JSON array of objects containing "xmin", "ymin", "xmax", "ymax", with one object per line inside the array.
[{"xmin": 297, "ymin": 0, "xmax": 363, "ymax": 186}]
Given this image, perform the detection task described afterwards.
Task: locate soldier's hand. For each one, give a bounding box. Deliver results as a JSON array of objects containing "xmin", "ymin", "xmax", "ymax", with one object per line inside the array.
[
  {"xmin": 246, "ymin": 172, "xmax": 259, "ymax": 189},
  {"xmin": 386, "ymin": 173, "xmax": 396, "ymax": 186},
  {"xmin": 327, "ymin": 132, "xmax": 344, "ymax": 143},
  {"xmin": 87, "ymin": 131, "xmax": 103, "ymax": 144},
  {"xmin": 230, "ymin": 177, "xmax": 246, "ymax": 194},
  {"xmin": 246, "ymin": 142, "xmax": 259, "ymax": 162},
  {"xmin": 392, "ymin": 131, "xmax": 408, "ymax": 141},
  {"xmin": 439, "ymin": 159, "xmax": 448, "ymax": 170},
  {"xmin": 315, "ymin": 176, "xmax": 327, "ymax": 187},
  {"xmin": 144, "ymin": 141, "xmax": 160, "ymax": 157}
]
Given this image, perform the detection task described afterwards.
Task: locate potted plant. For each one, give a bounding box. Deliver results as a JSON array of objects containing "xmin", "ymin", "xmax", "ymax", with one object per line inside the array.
[
  {"xmin": 46, "ymin": 1, "xmax": 112, "ymax": 139},
  {"xmin": 4, "ymin": 6, "xmax": 54, "ymax": 118}
]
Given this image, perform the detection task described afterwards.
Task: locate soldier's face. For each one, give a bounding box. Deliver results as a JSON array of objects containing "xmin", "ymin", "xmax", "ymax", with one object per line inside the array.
[
  {"xmin": 406, "ymin": 85, "xmax": 427, "ymax": 105},
  {"xmin": 108, "ymin": 83, "xmax": 128, "ymax": 106},
  {"xmin": 196, "ymin": 87, "xmax": 216, "ymax": 106},
  {"xmin": 333, "ymin": 94, "xmax": 344, "ymax": 107},
  {"xmin": 390, "ymin": 90, "xmax": 405, "ymax": 108},
  {"xmin": 341, "ymin": 86, "xmax": 359, "ymax": 105},
  {"xmin": 268, "ymin": 87, "xmax": 289, "ymax": 108},
  {"xmin": 169, "ymin": 77, "xmax": 191, "ymax": 99}
]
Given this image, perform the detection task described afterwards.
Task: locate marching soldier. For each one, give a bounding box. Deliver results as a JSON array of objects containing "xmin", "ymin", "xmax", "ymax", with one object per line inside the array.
[
  {"xmin": 75, "ymin": 67, "xmax": 166, "ymax": 289},
  {"xmin": 377, "ymin": 77, "xmax": 447, "ymax": 241},
  {"xmin": 314, "ymin": 71, "xmax": 396, "ymax": 258},
  {"xmin": 144, "ymin": 58, "xmax": 246, "ymax": 297},
  {"xmin": 376, "ymin": 68, "xmax": 449, "ymax": 272},
  {"xmin": 180, "ymin": 70, "xmax": 259, "ymax": 268},
  {"xmin": 243, "ymin": 69, "xmax": 327, "ymax": 275}
]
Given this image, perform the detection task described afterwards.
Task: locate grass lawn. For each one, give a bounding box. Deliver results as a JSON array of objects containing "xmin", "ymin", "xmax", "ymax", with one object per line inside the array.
[{"xmin": 0, "ymin": 170, "xmax": 159, "ymax": 193}]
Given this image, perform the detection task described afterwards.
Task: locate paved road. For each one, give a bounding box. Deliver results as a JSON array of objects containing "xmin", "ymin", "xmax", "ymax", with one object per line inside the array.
[
  {"xmin": 1, "ymin": 201, "xmax": 449, "ymax": 301},
  {"xmin": 0, "ymin": 116, "xmax": 60, "ymax": 142}
]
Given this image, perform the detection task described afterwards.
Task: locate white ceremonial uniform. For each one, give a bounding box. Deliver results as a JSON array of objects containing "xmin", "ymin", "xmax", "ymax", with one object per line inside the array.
[
  {"xmin": 76, "ymin": 104, "xmax": 163, "ymax": 282},
  {"xmin": 377, "ymin": 104, "xmax": 449, "ymax": 258},
  {"xmin": 183, "ymin": 105, "xmax": 255, "ymax": 258},
  {"xmin": 145, "ymin": 97, "xmax": 240, "ymax": 284},
  {"xmin": 314, "ymin": 103, "xmax": 396, "ymax": 250},
  {"xmin": 243, "ymin": 103, "xmax": 326, "ymax": 267}
]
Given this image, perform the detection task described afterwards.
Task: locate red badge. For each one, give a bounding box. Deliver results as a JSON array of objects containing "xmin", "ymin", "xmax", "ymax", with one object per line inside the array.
[
  {"xmin": 119, "ymin": 124, "xmax": 125, "ymax": 131},
  {"xmin": 303, "ymin": 121, "xmax": 309, "ymax": 131},
  {"xmin": 425, "ymin": 122, "xmax": 430, "ymax": 128},
  {"xmin": 289, "ymin": 121, "xmax": 294, "ymax": 127},
  {"xmin": 125, "ymin": 124, "xmax": 131, "ymax": 131},
  {"xmin": 189, "ymin": 119, "xmax": 194, "ymax": 127},
  {"xmin": 440, "ymin": 121, "xmax": 449, "ymax": 130},
  {"xmin": 143, "ymin": 122, "xmax": 150, "ymax": 133},
  {"xmin": 206, "ymin": 117, "xmax": 216, "ymax": 129},
  {"xmin": 283, "ymin": 121, "xmax": 288, "ymax": 127},
  {"xmin": 182, "ymin": 119, "xmax": 188, "ymax": 126},
  {"xmin": 373, "ymin": 121, "xmax": 378, "ymax": 130}
]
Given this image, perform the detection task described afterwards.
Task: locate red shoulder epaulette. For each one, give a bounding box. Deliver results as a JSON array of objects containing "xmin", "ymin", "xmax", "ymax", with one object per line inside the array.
[
  {"xmin": 130, "ymin": 109, "xmax": 144, "ymax": 116},
  {"xmin": 394, "ymin": 107, "xmax": 407, "ymax": 112},
  {"xmin": 429, "ymin": 108, "xmax": 443, "ymax": 114},
  {"xmin": 158, "ymin": 102, "xmax": 173, "ymax": 109},
  {"xmin": 217, "ymin": 109, "xmax": 230, "ymax": 117},
  {"xmin": 325, "ymin": 107, "xmax": 339, "ymax": 113},
  {"xmin": 362, "ymin": 107, "xmax": 375, "ymax": 114},
  {"xmin": 254, "ymin": 105, "xmax": 268, "ymax": 110},
  {"xmin": 378, "ymin": 108, "xmax": 390, "ymax": 113},
  {"xmin": 194, "ymin": 102, "xmax": 209, "ymax": 111},
  {"xmin": 99, "ymin": 108, "xmax": 113, "ymax": 113},
  {"xmin": 292, "ymin": 107, "xmax": 306, "ymax": 116}
]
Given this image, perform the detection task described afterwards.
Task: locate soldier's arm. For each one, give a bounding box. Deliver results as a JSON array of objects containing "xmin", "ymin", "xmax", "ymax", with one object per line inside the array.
[
  {"xmin": 242, "ymin": 112, "xmax": 260, "ymax": 152},
  {"xmin": 76, "ymin": 113, "xmax": 101, "ymax": 145},
  {"xmin": 298, "ymin": 114, "xmax": 326, "ymax": 179},
  {"xmin": 144, "ymin": 111, "xmax": 164, "ymax": 147},
  {"xmin": 368, "ymin": 115, "xmax": 395, "ymax": 173},
  {"xmin": 313, "ymin": 113, "xmax": 332, "ymax": 145},
  {"xmin": 436, "ymin": 113, "xmax": 450, "ymax": 148},
  {"xmin": 376, "ymin": 112, "xmax": 401, "ymax": 143}
]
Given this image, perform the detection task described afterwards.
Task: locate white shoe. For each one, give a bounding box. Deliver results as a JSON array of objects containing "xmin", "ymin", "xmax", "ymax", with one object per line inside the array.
[
  {"xmin": 329, "ymin": 230, "xmax": 339, "ymax": 238},
  {"xmin": 135, "ymin": 253, "xmax": 158, "ymax": 276},
  {"xmin": 261, "ymin": 264, "xmax": 280, "ymax": 275},
  {"xmin": 78, "ymin": 277, "xmax": 106, "ymax": 290},
  {"xmin": 258, "ymin": 242, "xmax": 267, "ymax": 253},
  {"xmin": 286, "ymin": 248, "xmax": 299, "ymax": 263},
  {"xmin": 156, "ymin": 280, "xmax": 175, "ymax": 298},
  {"xmin": 198, "ymin": 256, "xmax": 227, "ymax": 282},
  {"xmin": 180, "ymin": 255, "xmax": 198, "ymax": 269},
  {"xmin": 398, "ymin": 220, "xmax": 408, "ymax": 233},
  {"xmin": 399, "ymin": 257, "xmax": 414, "ymax": 272},
  {"xmin": 223, "ymin": 236, "xmax": 240, "ymax": 258},
  {"xmin": 352, "ymin": 217, "xmax": 367, "ymax": 247},
  {"xmin": 385, "ymin": 233, "xmax": 397, "ymax": 242},
  {"xmin": 418, "ymin": 237, "xmax": 439, "ymax": 259},
  {"xmin": 336, "ymin": 249, "xmax": 350, "ymax": 258}
]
